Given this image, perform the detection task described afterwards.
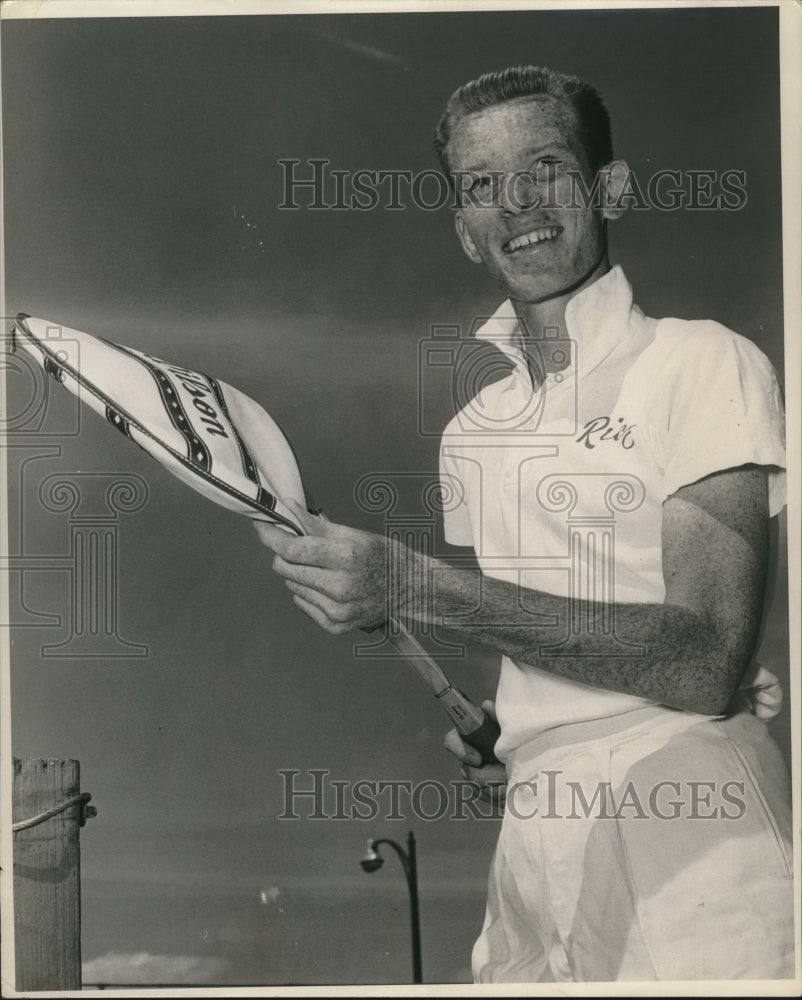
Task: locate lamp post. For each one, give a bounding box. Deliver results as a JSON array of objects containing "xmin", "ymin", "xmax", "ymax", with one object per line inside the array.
[{"xmin": 360, "ymin": 830, "xmax": 422, "ymax": 984}]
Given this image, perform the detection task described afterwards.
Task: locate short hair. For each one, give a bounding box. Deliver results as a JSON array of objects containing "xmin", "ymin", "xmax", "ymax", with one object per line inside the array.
[{"xmin": 434, "ymin": 65, "xmax": 613, "ymax": 179}]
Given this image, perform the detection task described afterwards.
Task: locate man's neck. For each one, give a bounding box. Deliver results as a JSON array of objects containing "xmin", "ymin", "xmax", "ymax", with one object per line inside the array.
[{"xmin": 509, "ymin": 257, "xmax": 610, "ymax": 379}]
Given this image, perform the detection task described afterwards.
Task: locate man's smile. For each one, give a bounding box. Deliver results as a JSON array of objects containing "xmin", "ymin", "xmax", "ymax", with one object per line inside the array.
[{"xmin": 502, "ymin": 226, "xmax": 563, "ymax": 253}]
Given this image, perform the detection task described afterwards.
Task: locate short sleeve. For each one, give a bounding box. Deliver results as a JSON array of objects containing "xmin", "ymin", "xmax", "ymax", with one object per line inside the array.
[
  {"xmin": 438, "ymin": 441, "xmax": 475, "ymax": 547},
  {"xmin": 652, "ymin": 320, "xmax": 786, "ymax": 515}
]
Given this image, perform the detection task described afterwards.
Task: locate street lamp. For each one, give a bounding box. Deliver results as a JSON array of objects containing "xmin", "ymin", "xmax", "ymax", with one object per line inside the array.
[{"xmin": 360, "ymin": 830, "xmax": 422, "ymax": 984}]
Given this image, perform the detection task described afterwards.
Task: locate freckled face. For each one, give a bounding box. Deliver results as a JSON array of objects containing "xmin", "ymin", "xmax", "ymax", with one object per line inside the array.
[{"xmin": 449, "ymin": 97, "xmax": 609, "ymax": 304}]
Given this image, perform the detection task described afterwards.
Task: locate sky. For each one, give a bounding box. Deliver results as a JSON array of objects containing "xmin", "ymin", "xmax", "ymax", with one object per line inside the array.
[{"xmin": 0, "ymin": 1, "xmax": 793, "ymax": 990}]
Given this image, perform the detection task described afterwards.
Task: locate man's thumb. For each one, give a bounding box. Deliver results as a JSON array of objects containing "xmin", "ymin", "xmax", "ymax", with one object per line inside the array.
[
  {"xmin": 480, "ymin": 699, "xmax": 498, "ymax": 721},
  {"xmin": 283, "ymin": 496, "xmax": 329, "ymax": 536}
]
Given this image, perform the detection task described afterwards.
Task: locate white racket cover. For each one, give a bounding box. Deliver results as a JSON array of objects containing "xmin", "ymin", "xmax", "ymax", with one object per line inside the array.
[{"xmin": 13, "ymin": 314, "xmax": 307, "ymax": 533}]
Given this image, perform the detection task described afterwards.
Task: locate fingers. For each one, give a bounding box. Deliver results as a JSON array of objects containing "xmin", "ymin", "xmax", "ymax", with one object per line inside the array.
[
  {"xmin": 285, "ymin": 579, "xmax": 365, "ymax": 628},
  {"xmin": 274, "ymin": 552, "xmax": 381, "ymax": 616},
  {"xmin": 291, "ymin": 593, "xmax": 357, "ymax": 635},
  {"xmin": 459, "ymin": 760, "xmax": 508, "ymax": 806},
  {"xmin": 255, "ymin": 524, "xmax": 332, "ymax": 566},
  {"xmin": 445, "ymin": 722, "xmax": 507, "ymax": 807},
  {"xmin": 255, "ymin": 513, "xmax": 373, "ymax": 573},
  {"xmin": 257, "ymin": 528, "xmax": 361, "ymax": 579},
  {"xmin": 256, "ymin": 511, "xmax": 389, "ymax": 633},
  {"xmin": 273, "ymin": 558, "xmax": 351, "ymax": 598},
  {"xmin": 443, "ymin": 727, "xmax": 483, "ymax": 767},
  {"xmin": 254, "ymin": 520, "xmax": 306, "ymax": 557},
  {"xmin": 460, "ymin": 761, "xmax": 507, "ymax": 784},
  {"xmin": 254, "ymin": 520, "xmax": 297, "ymax": 549},
  {"xmin": 283, "ymin": 497, "xmax": 331, "ymax": 536}
]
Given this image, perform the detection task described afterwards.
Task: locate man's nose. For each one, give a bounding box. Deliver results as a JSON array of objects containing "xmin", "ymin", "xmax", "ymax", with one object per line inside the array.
[{"xmin": 499, "ymin": 170, "xmax": 542, "ymax": 213}]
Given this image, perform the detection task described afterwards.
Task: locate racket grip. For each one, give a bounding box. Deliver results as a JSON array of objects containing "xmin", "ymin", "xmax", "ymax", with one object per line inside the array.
[{"xmin": 461, "ymin": 711, "xmax": 502, "ymax": 767}]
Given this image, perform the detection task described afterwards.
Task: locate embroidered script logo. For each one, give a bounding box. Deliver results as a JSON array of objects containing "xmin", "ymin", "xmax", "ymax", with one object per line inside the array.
[{"xmin": 577, "ymin": 416, "xmax": 636, "ymax": 450}]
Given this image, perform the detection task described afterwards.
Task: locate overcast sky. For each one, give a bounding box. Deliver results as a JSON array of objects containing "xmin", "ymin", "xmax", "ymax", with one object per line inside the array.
[{"xmin": 2, "ymin": 2, "xmax": 791, "ymax": 988}]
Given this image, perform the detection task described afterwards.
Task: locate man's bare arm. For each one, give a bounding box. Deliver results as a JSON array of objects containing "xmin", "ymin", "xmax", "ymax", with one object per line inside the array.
[
  {"xmin": 256, "ymin": 465, "xmax": 769, "ymax": 716},
  {"xmin": 423, "ymin": 466, "xmax": 768, "ymax": 715}
]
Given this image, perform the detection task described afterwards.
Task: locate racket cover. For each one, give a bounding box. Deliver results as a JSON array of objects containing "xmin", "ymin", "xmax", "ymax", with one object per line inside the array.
[{"xmin": 12, "ymin": 314, "xmax": 306, "ymax": 534}]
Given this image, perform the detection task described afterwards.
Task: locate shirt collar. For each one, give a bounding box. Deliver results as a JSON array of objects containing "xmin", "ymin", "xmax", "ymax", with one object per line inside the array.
[{"xmin": 473, "ymin": 265, "xmax": 636, "ymax": 382}]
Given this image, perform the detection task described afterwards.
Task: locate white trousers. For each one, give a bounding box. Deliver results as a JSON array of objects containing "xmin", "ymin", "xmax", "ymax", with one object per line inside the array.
[{"xmin": 472, "ymin": 707, "xmax": 795, "ymax": 982}]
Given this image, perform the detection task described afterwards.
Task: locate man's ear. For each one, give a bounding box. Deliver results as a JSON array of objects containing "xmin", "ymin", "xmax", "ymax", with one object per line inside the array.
[
  {"xmin": 454, "ymin": 211, "xmax": 484, "ymax": 264},
  {"xmin": 599, "ymin": 160, "xmax": 630, "ymax": 220}
]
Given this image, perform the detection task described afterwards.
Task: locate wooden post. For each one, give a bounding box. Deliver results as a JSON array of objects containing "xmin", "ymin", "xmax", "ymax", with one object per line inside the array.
[{"xmin": 12, "ymin": 758, "xmax": 83, "ymax": 991}]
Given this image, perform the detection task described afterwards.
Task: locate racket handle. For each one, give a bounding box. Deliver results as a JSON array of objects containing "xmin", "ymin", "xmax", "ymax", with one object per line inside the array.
[
  {"xmin": 435, "ymin": 684, "xmax": 501, "ymax": 766},
  {"xmin": 460, "ymin": 708, "xmax": 502, "ymax": 767}
]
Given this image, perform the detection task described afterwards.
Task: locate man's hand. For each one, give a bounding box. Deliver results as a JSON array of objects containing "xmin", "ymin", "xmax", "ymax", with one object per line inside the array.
[
  {"xmin": 254, "ymin": 500, "xmax": 396, "ymax": 634},
  {"xmin": 444, "ymin": 700, "xmax": 508, "ymax": 805}
]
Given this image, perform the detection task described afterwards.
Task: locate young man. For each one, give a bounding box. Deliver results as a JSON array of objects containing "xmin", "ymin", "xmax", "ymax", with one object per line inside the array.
[{"xmin": 257, "ymin": 67, "xmax": 793, "ymax": 982}]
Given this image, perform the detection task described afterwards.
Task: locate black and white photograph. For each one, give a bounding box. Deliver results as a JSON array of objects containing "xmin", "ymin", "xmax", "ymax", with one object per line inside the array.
[{"xmin": 1, "ymin": 0, "xmax": 799, "ymax": 993}]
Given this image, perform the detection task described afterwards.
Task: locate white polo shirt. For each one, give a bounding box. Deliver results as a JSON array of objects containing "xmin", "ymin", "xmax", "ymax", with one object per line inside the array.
[{"xmin": 439, "ymin": 266, "xmax": 786, "ymax": 758}]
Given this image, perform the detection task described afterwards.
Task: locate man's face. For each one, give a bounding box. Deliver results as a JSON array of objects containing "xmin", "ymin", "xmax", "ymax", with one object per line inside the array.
[{"xmin": 449, "ymin": 97, "xmax": 609, "ymax": 304}]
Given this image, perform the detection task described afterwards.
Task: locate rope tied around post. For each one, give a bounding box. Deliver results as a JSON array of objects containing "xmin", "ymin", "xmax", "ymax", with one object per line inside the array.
[{"xmin": 12, "ymin": 792, "xmax": 96, "ymax": 832}]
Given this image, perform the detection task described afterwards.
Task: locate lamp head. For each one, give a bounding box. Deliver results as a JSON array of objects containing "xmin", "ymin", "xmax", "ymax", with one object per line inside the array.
[{"xmin": 360, "ymin": 840, "xmax": 384, "ymax": 873}]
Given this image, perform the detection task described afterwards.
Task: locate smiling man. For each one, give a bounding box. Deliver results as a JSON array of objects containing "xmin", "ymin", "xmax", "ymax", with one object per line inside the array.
[{"xmin": 257, "ymin": 66, "xmax": 793, "ymax": 982}]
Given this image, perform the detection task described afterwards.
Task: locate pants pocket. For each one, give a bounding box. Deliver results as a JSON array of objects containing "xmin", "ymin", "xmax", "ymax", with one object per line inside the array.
[{"xmin": 714, "ymin": 722, "xmax": 792, "ymax": 879}]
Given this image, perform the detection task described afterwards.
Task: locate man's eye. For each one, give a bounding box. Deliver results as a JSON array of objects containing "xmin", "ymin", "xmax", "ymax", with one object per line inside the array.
[
  {"xmin": 534, "ymin": 157, "xmax": 562, "ymax": 174},
  {"xmin": 463, "ymin": 174, "xmax": 499, "ymax": 205}
]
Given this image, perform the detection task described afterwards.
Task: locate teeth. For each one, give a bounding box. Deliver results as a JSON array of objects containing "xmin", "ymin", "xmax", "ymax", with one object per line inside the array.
[{"xmin": 505, "ymin": 227, "xmax": 561, "ymax": 252}]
